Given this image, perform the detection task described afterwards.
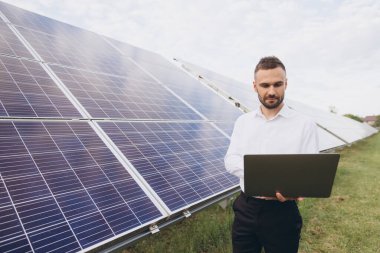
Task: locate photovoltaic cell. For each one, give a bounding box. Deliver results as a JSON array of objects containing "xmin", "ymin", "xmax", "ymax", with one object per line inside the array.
[
  {"xmin": 0, "ymin": 204, "xmax": 33, "ymax": 253},
  {"xmin": 0, "ymin": 55, "xmax": 81, "ymax": 118},
  {"xmin": 0, "ymin": 21, "xmax": 34, "ymax": 59},
  {"xmin": 0, "ymin": 121, "xmax": 163, "ymax": 252},
  {"xmin": 49, "ymin": 64, "xmax": 202, "ymax": 120},
  {"xmin": 99, "ymin": 121, "xmax": 239, "ymax": 212}
]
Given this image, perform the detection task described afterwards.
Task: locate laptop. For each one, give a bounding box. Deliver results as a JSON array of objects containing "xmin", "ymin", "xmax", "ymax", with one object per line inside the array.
[{"xmin": 244, "ymin": 154, "xmax": 340, "ymax": 198}]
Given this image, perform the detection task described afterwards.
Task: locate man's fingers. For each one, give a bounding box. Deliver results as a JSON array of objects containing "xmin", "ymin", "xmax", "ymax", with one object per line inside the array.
[
  {"xmin": 275, "ymin": 192, "xmax": 286, "ymax": 202},
  {"xmin": 275, "ymin": 192, "xmax": 305, "ymax": 202}
]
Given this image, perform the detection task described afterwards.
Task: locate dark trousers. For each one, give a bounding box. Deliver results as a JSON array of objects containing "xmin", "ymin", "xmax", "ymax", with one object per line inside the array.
[{"xmin": 232, "ymin": 192, "xmax": 303, "ymax": 253}]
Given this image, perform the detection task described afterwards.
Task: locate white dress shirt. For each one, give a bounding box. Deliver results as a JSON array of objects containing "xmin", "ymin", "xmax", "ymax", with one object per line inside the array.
[{"xmin": 224, "ymin": 104, "xmax": 319, "ymax": 192}]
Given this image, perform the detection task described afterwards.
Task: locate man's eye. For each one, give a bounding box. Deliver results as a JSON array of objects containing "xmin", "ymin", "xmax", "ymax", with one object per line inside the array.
[{"xmin": 274, "ymin": 83, "xmax": 283, "ymax": 87}]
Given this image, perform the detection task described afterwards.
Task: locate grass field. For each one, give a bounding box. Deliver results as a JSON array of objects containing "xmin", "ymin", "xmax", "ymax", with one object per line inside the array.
[{"xmin": 122, "ymin": 133, "xmax": 380, "ymax": 253}]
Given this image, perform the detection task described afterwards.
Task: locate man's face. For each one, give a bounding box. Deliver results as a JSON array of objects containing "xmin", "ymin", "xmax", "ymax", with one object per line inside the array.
[{"xmin": 253, "ymin": 67, "xmax": 287, "ymax": 109}]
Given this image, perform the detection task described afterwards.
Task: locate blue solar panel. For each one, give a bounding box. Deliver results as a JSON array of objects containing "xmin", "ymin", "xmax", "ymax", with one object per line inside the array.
[
  {"xmin": 1, "ymin": 9, "xmax": 157, "ymax": 80},
  {"xmin": 16, "ymin": 26, "xmax": 147, "ymax": 76},
  {"xmin": 99, "ymin": 121, "xmax": 239, "ymax": 212},
  {"xmin": 0, "ymin": 121, "xmax": 164, "ymax": 252},
  {"xmin": 48, "ymin": 64, "xmax": 202, "ymax": 120},
  {"xmin": 0, "ymin": 21, "xmax": 34, "ymax": 59},
  {"xmin": 0, "ymin": 55, "xmax": 82, "ymax": 118},
  {"xmin": 108, "ymin": 41, "xmax": 243, "ymax": 122},
  {"xmin": 1, "ymin": 3, "xmax": 242, "ymax": 123},
  {"xmin": 0, "ymin": 3, "xmax": 133, "ymax": 75},
  {"xmin": 147, "ymin": 66, "xmax": 242, "ymax": 122}
]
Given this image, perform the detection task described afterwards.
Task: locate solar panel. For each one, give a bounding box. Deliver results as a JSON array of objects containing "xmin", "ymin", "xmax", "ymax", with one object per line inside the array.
[
  {"xmin": 287, "ymin": 100, "xmax": 377, "ymax": 143},
  {"xmin": 1, "ymin": 15, "xmax": 158, "ymax": 82},
  {"xmin": 0, "ymin": 1, "xmax": 82, "ymax": 35},
  {"xmin": 0, "ymin": 21, "xmax": 33, "ymax": 59},
  {"xmin": 317, "ymin": 127, "xmax": 345, "ymax": 151},
  {"xmin": 99, "ymin": 121, "xmax": 239, "ymax": 212},
  {"xmin": 0, "ymin": 121, "xmax": 165, "ymax": 252},
  {"xmin": 178, "ymin": 59, "xmax": 261, "ymax": 110},
  {"xmin": 49, "ymin": 64, "xmax": 202, "ymax": 120},
  {"xmin": 16, "ymin": 25, "xmax": 154, "ymax": 77},
  {"xmin": 2, "ymin": 3, "xmax": 242, "ymax": 123},
  {"xmin": 0, "ymin": 55, "xmax": 82, "ymax": 118},
  {"xmin": 0, "ymin": 3, "xmax": 133, "ymax": 75},
  {"xmin": 0, "ymin": 15, "xmax": 235, "ymax": 122},
  {"xmin": 106, "ymin": 39, "xmax": 243, "ymax": 122},
  {"xmin": 106, "ymin": 38, "xmax": 183, "ymax": 71}
]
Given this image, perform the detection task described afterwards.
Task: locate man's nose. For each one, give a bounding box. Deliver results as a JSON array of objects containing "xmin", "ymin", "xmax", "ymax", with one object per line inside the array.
[{"xmin": 268, "ymin": 86, "xmax": 276, "ymax": 95}]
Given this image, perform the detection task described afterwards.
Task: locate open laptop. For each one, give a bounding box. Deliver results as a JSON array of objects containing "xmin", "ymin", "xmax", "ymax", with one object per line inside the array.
[{"xmin": 244, "ymin": 154, "xmax": 340, "ymax": 198}]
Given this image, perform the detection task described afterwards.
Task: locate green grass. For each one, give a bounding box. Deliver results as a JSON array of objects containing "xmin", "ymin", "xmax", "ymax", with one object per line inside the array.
[{"xmin": 122, "ymin": 133, "xmax": 380, "ymax": 253}]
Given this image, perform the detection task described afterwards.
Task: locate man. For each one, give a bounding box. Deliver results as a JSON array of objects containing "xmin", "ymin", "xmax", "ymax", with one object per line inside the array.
[{"xmin": 224, "ymin": 56, "xmax": 319, "ymax": 253}]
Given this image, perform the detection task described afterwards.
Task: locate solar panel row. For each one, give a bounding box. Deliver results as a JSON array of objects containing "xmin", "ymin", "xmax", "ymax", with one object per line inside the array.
[{"xmin": 0, "ymin": 2, "xmax": 242, "ymax": 252}]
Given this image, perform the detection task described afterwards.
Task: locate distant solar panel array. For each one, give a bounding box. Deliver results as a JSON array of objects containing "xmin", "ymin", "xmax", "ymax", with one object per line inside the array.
[
  {"xmin": 0, "ymin": 2, "xmax": 241, "ymax": 252},
  {"xmin": 177, "ymin": 59, "xmax": 378, "ymax": 151}
]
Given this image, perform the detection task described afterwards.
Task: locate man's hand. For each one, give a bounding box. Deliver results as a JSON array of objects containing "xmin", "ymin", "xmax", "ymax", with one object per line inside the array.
[
  {"xmin": 275, "ymin": 192, "xmax": 304, "ymax": 202},
  {"xmin": 255, "ymin": 193, "xmax": 304, "ymax": 201}
]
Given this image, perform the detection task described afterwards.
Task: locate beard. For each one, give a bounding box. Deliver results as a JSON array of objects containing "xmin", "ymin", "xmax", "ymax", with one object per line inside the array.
[{"xmin": 258, "ymin": 93, "xmax": 284, "ymax": 109}]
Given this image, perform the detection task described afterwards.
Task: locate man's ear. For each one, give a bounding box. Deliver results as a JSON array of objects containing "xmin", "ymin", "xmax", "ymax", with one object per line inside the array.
[
  {"xmin": 253, "ymin": 81, "xmax": 257, "ymax": 92},
  {"xmin": 284, "ymin": 78, "xmax": 288, "ymax": 90}
]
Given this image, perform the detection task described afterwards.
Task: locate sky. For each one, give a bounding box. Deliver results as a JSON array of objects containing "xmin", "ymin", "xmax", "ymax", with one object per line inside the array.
[{"xmin": 3, "ymin": 0, "xmax": 380, "ymax": 117}]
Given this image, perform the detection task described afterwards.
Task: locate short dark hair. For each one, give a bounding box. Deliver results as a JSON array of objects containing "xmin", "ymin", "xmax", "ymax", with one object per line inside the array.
[{"xmin": 254, "ymin": 56, "xmax": 286, "ymax": 74}]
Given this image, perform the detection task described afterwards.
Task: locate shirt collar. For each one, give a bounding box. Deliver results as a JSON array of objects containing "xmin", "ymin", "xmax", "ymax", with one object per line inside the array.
[{"xmin": 254, "ymin": 103, "xmax": 294, "ymax": 120}]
